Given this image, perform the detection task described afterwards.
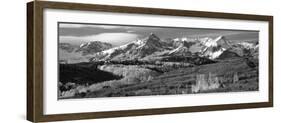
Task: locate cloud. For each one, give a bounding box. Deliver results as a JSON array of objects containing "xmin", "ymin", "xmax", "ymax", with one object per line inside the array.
[
  {"xmin": 59, "ymin": 24, "xmax": 87, "ymax": 28},
  {"xmin": 188, "ymin": 31, "xmax": 258, "ymax": 39},
  {"xmin": 59, "ymin": 23, "xmax": 126, "ymax": 29},
  {"xmin": 95, "ymin": 25, "xmax": 124, "ymax": 29},
  {"xmin": 60, "ymin": 33, "xmax": 139, "ymax": 46}
]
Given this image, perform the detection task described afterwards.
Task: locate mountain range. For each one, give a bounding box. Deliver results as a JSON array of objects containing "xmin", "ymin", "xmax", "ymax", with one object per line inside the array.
[{"xmin": 59, "ymin": 33, "xmax": 259, "ymax": 63}]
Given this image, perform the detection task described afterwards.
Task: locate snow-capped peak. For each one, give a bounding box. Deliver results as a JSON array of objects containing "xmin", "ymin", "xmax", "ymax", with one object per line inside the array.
[
  {"xmin": 79, "ymin": 41, "xmax": 109, "ymax": 48},
  {"xmin": 199, "ymin": 36, "xmax": 232, "ymax": 59},
  {"xmin": 79, "ymin": 42, "xmax": 89, "ymax": 48},
  {"xmin": 201, "ymin": 36, "xmax": 221, "ymax": 47},
  {"xmin": 200, "ymin": 36, "xmax": 231, "ymax": 48},
  {"xmin": 182, "ymin": 37, "xmax": 188, "ymax": 41},
  {"xmin": 148, "ymin": 33, "xmax": 160, "ymax": 40},
  {"xmin": 136, "ymin": 33, "xmax": 162, "ymax": 49},
  {"xmin": 92, "ymin": 33, "xmax": 164, "ymax": 61},
  {"xmin": 237, "ymin": 42, "xmax": 255, "ymax": 49}
]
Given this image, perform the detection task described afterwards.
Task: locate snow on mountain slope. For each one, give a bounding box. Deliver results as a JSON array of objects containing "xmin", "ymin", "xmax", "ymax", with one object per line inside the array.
[
  {"xmin": 168, "ymin": 42, "xmax": 193, "ymax": 56},
  {"xmin": 200, "ymin": 36, "xmax": 231, "ymax": 48},
  {"xmin": 91, "ymin": 33, "xmax": 165, "ymax": 61},
  {"xmin": 76, "ymin": 41, "xmax": 112, "ymax": 56},
  {"xmin": 236, "ymin": 42, "xmax": 256, "ymax": 49},
  {"xmin": 59, "ymin": 41, "xmax": 112, "ymax": 63},
  {"xmin": 199, "ymin": 36, "xmax": 232, "ymax": 59},
  {"xmin": 59, "ymin": 32, "xmax": 259, "ymax": 64},
  {"xmin": 90, "ymin": 35, "xmax": 246, "ymax": 61},
  {"xmin": 202, "ymin": 48, "xmax": 226, "ymax": 59},
  {"xmin": 230, "ymin": 42, "xmax": 259, "ymax": 57}
]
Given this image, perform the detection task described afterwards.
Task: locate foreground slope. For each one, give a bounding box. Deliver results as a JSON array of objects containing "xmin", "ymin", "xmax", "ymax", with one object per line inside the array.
[{"xmin": 64, "ymin": 57, "xmax": 258, "ymax": 98}]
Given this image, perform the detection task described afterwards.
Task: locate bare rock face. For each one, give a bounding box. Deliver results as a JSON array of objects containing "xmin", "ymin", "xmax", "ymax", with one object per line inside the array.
[
  {"xmin": 217, "ymin": 50, "xmax": 240, "ymax": 59},
  {"xmin": 76, "ymin": 41, "xmax": 113, "ymax": 56}
]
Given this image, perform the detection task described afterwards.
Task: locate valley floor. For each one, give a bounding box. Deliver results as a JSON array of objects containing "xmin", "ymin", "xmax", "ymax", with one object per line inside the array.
[{"xmin": 58, "ymin": 57, "xmax": 258, "ymax": 99}]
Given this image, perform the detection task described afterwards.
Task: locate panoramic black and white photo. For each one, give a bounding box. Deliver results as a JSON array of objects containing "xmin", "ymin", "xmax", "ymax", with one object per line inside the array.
[{"xmin": 58, "ymin": 23, "xmax": 259, "ymax": 99}]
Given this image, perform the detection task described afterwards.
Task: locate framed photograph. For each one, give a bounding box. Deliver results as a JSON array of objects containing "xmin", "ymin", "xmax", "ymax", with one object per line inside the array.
[{"xmin": 27, "ymin": 1, "xmax": 273, "ymax": 122}]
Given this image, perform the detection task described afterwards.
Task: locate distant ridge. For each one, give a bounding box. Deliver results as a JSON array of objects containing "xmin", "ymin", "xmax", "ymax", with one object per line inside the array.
[
  {"xmin": 76, "ymin": 41, "xmax": 113, "ymax": 56},
  {"xmin": 59, "ymin": 34, "xmax": 258, "ymax": 63}
]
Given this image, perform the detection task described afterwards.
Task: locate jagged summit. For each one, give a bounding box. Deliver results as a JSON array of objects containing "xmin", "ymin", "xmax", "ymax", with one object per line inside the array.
[
  {"xmin": 88, "ymin": 34, "xmax": 257, "ymax": 61},
  {"xmin": 76, "ymin": 41, "xmax": 112, "ymax": 56},
  {"xmin": 142, "ymin": 33, "xmax": 162, "ymax": 47},
  {"xmin": 91, "ymin": 33, "xmax": 165, "ymax": 61},
  {"xmin": 148, "ymin": 32, "xmax": 159, "ymax": 39},
  {"xmin": 200, "ymin": 36, "xmax": 232, "ymax": 59},
  {"xmin": 200, "ymin": 36, "xmax": 230, "ymax": 48}
]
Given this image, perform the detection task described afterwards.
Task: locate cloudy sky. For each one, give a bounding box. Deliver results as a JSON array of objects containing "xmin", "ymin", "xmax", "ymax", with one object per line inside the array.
[{"xmin": 59, "ymin": 23, "xmax": 259, "ymax": 46}]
